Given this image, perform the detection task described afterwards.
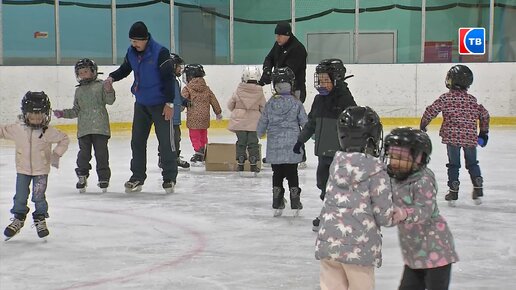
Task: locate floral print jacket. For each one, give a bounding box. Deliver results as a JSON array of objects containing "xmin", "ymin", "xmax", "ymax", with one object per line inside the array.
[{"xmin": 391, "ymin": 167, "xmax": 459, "ymax": 269}]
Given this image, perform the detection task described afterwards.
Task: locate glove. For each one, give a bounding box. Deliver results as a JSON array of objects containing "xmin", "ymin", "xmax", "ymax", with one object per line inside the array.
[
  {"xmin": 293, "ymin": 141, "xmax": 303, "ymax": 154},
  {"xmin": 183, "ymin": 99, "xmax": 192, "ymax": 108},
  {"xmin": 53, "ymin": 110, "xmax": 64, "ymax": 118},
  {"xmin": 51, "ymin": 152, "xmax": 60, "ymax": 169},
  {"xmin": 103, "ymin": 78, "xmax": 114, "ymax": 92},
  {"xmin": 478, "ymin": 132, "xmax": 488, "ymax": 147},
  {"xmin": 258, "ymin": 70, "xmax": 271, "ymax": 86},
  {"xmin": 216, "ymin": 114, "xmax": 223, "ymax": 120},
  {"xmin": 393, "ymin": 207, "xmax": 408, "ymax": 224}
]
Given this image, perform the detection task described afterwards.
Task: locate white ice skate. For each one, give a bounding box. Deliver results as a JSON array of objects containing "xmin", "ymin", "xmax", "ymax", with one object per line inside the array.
[
  {"xmin": 292, "ymin": 209, "xmax": 301, "ymax": 217},
  {"xmin": 473, "ymin": 198, "xmax": 482, "ymax": 205},
  {"xmin": 273, "ymin": 208, "xmax": 283, "ymax": 217},
  {"xmin": 448, "ymin": 200, "xmax": 456, "ymax": 207},
  {"xmin": 124, "ymin": 180, "xmax": 143, "ymax": 193}
]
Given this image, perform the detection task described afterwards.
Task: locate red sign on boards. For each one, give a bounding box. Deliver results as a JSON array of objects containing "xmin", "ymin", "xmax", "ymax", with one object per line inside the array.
[{"xmin": 424, "ymin": 41, "xmax": 453, "ymax": 63}]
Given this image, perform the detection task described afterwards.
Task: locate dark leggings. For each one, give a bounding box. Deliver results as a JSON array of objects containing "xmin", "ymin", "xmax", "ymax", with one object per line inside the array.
[
  {"xmin": 271, "ymin": 163, "xmax": 299, "ymax": 188},
  {"xmin": 398, "ymin": 264, "xmax": 452, "ymax": 290}
]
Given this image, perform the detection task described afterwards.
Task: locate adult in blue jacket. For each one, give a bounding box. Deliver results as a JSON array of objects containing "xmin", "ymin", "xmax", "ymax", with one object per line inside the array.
[{"xmin": 105, "ymin": 21, "xmax": 178, "ymax": 194}]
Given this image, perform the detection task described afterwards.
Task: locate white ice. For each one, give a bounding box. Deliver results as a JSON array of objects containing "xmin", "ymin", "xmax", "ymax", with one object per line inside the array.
[{"xmin": 1, "ymin": 128, "xmax": 515, "ymax": 290}]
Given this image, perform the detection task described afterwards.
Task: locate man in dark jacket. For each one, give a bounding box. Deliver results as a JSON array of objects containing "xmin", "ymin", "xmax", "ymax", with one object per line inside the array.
[
  {"xmin": 105, "ymin": 21, "xmax": 178, "ymax": 194},
  {"xmin": 259, "ymin": 22, "xmax": 308, "ymax": 103},
  {"xmin": 293, "ymin": 59, "xmax": 356, "ymax": 230}
]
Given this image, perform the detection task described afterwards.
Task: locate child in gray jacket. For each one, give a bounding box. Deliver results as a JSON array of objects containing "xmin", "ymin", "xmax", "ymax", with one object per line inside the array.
[
  {"xmin": 53, "ymin": 58, "xmax": 115, "ymax": 193},
  {"xmin": 256, "ymin": 67, "xmax": 308, "ymax": 217},
  {"xmin": 315, "ymin": 106, "xmax": 402, "ymax": 290},
  {"xmin": 383, "ymin": 127, "xmax": 459, "ymax": 290}
]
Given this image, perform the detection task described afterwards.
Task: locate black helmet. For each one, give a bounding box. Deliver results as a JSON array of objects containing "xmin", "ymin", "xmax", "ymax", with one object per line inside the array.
[
  {"xmin": 21, "ymin": 91, "xmax": 51, "ymax": 128},
  {"xmin": 272, "ymin": 67, "xmax": 295, "ymax": 87},
  {"xmin": 74, "ymin": 58, "xmax": 98, "ymax": 84},
  {"xmin": 183, "ymin": 64, "xmax": 205, "ymax": 83},
  {"xmin": 445, "ymin": 65, "xmax": 473, "ymax": 90},
  {"xmin": 315, "ymin": 58, "xmax": 347, "ymax": 84},
  {"xmin": 169, "ymin": 53, "xmax": 185, "ymax": 77},
  {"xmin": 383, "ymin": 127, "xmax": 432, "ymax": 180},
  {"xmin": 337, "ymin": 106, "xmax": 383, "ymax": 157}
]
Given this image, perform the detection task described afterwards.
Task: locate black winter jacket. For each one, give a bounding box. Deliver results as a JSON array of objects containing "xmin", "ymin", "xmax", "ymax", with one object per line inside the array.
[
  {"xmin": 261, "ymin": 35, "xmax": 307, "ymax": 92},
  {"xmin": 297, "ymin": 82, "xmax": 357, "ymax": 157}
]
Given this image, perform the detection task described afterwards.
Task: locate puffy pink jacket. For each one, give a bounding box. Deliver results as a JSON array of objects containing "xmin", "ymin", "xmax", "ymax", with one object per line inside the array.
[
  {"xmin": 227, "ymin": 82, "xmax": 266, "ymax": 132},
  {"xmin": 0, "ymin": 123, "xmax": 69, "ymax": 175}
]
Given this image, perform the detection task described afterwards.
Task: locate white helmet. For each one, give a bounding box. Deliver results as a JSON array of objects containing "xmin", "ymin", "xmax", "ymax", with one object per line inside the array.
[{"xmin": 242, "ymin": 66, "xmax": 262, "ymax": 83}]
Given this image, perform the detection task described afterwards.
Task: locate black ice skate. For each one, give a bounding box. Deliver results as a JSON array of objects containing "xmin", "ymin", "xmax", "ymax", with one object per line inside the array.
[
  {"xmin": 190, "ymin": 149, "xmax": 205, "ymax": 167},
  {"xmin": 177, "ymin": 157, "xmax": 190, "ymax": 170},
  {"xmin": 124, "ymin": 180, "xmax": 143, "ymax": 193},
  {"xmin": 162, "ymin": 180, "xmax": 175, "ymax": 194},
  {"xmin": 249, "ymin": 156, "xmax": 260, "ymax": 176},
  {"xmin": 312, "ymin": 217, "xmax": 320, "ymax": 232},
  {"xmin": 76, "ymin": 175, "xmax": 88, "ymax": 193},
  {"xmin": 237, "ymin": 155, "xmax": 246, "ymax": 175},
  {"xmin": 33, "ymin": 216, "xmax": 49, "ymax": 238},
  {"xmin": 98, "ymin": 180, "xmax": 109, "ymax": 193},
  {"xmin": 472, "ymin": 176, "xmax": 483, "ymax": 205},
  {"xmin": 272, "ymin": 187, "xmax": 286, "ymax": 217},
  {"xmin": 289, "ymin": 187, "xmax": 303, "ymax": 217},
  {"xmin": 4, "ymin": 214, "xmax": 25, "ymax": 241},
  {"xmin": 445, "ymin": 181, "xmax": 459, "ymax": 207}
]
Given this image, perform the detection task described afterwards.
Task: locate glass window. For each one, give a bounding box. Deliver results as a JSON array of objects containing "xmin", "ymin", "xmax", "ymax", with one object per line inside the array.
[
  {"xmin": 493, "ymin": 0, "xmax": 516, "ymax": 62},
  {"xmin": 60, "ymin": 0, "xmax": 112, "ymax": 65},
  {"xmin": 3, "ymin": 2, "xmax": 56, "ymax": 65}
]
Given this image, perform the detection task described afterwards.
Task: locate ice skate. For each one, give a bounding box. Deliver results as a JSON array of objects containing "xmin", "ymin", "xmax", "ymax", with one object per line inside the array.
[
  {"xmin": 472, "ymin": 176, "xmax": 483, "ymax": 205},
  {"xmin": 237, "ymin": 155, "xmax": 245, "ymax": 176},
  {"xmin": 98, "ymin": 181, "xmax": 109, "ymax": 193},
  {"xmin": 4, "ymin": 215, "xmax": 25, "ymax": 241},
  {"xmin": 289, "ymin": 187, "xmax": 303, "ymax": 217},
  {"xmin": 249, "ymin": 156, "xmax": 260, "ymax": 177},
  {"xmin": 33, "ymin": 216, "xmax": 49, "ymax": 238},
  {"xmin": 445, "ymin": 181, "xmax": 459, "ymax": 207},
  {"xmin": 124, "ymin": 180, "xmax": 143, "ymax": 193},
  {"xmin": 190, "ymin": 150, "xmax": 205, "ymax": 167},
  {"xmin": 177, "ymin": 157, "xmax": 190, "ymax": 170},
  {"xmin": 76, "ymin": 175, "xmax": 87, "ymax": 193},
  {"xmin": 162, "ymin": 180, "xmax": 175, "ymax": 194},
  {"xmin": 312, "ymin": 217, "xmax": 320, "ymax": 232},
  {"xmin": 261, "ymin": 157, "xmax": 270, "ymax": 168},
  {"xmin": 272, "ymin": 187, "xmax": 286, "ymax": 217}
]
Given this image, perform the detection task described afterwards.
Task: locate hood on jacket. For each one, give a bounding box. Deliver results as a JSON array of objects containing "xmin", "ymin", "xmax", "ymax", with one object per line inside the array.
[
  {"xmin": 185, "ymin": 77, "xmax": 210, "ymax": 94},
  {"xmin": 235, "ymin": 83, "xmax": 264, "ymax": 110},
  {"xmin": 269, "ymin": 94, "xmax": 298, "ymax": 116},
  {"xmin": 338, "ymin": 152, "xmax": 385, "ymax": 185}
]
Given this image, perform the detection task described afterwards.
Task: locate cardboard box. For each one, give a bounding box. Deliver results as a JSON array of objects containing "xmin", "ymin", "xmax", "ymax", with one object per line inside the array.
[{"xmin": 205, "ymin": 143, "xmax": 262, "ymax": 172}]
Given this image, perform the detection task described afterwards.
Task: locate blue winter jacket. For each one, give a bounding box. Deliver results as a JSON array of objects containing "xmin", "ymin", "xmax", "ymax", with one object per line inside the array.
[{"xmin": 256, "ymin": 94, "xmax": 308, "ymax": 164}]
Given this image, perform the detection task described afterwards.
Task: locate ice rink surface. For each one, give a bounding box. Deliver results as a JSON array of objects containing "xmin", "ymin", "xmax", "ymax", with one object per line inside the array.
[{"xmin": 1, "ymin": 127, "xmax": 515, "ymax": 290}]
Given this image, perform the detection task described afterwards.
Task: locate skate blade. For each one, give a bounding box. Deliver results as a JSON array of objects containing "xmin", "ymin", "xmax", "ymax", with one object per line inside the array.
[
  {"xmin": 178, "ymin": 167, "xmax": 191, "ymax": 171},
  {"xmin": 101, "ymin": 188, "xmax": 107, "ymax": 193},
  {"xmin": 273, "ymin": 209, "xmax": 283, "ymax": 217},
  {"xmin": 473, "ymin": 198, "xmax": 482, "ymax": 205},
  {"xmin": 448, "ymin": 200, "xmax": 457, "ymax": 207},
  {"xmin": 78, "ymin": 188, "xmax": 86, "ymax": 194},
  {"xmin": 125, "ymin": 185, "xmax": 142, "ymax": 193},
  {"xmin": 164, "ymin": 187, "xmax": 175, "ymax": 194},
  {"xmin": 312, "ymin": 225, "xmax": 320, "ymax": 232},
  {"xmin": 4, "ymin": 236, "xmax": 14, "ymax": 241},
  {"xmin": 190, "ymin": 162, "xmax": 205, "ymax": 167},
  {"xmin": 292, "ymin": 209, "xmax": 301, "ymax": 217}
]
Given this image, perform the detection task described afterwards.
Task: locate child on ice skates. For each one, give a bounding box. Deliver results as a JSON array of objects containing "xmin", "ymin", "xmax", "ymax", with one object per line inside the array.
[
  {"xmin": 53, "ymin": 58, "xmax": 115, "ymax": 193},
  {"xmin": 256, "ymin": 67, "xmax": 308, "ymax": 217},
  {"xmin": 293, "ymin": 58, "xmax": 357, "ymax": 231},
  {"xmin": 315, "ymin": 106, "xmax": 400, "ymax": 290},
  {"xmin": 383, "ymin": 127, "xmax": 459, "ymax": 290},
  {"xmin": 227, "ymin": 66, "xmax": 266, "ymax": 173},
  {"xmin": 1, "ymin": 91, "xmax": 69, "ymax": 240},
  {"xmin": 181, "ymin": 64, "xmax": 222, "ymax": 166},
  {"xmin": 420, "ymin": 64, "xmax": 490, "ymax": 206}
]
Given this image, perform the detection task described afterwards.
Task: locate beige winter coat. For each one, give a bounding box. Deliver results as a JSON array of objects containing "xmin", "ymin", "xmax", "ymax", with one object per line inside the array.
[
  {"xmin": 181, "ymin": 77, "xmax": 222, "ymax": 129},
  {"xmin": 0, "ymin": 123, "xmax": 69, "ymax": 175},
  {"xmin": 227, "ymin": 83, "xmax": 266, "ymax": 132}
]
